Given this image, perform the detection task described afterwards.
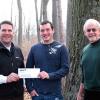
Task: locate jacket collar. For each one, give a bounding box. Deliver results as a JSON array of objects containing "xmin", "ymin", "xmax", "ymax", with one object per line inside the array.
[{"xmin": 0, "ymin": 42, "xmax": 14, "ymax": 50}]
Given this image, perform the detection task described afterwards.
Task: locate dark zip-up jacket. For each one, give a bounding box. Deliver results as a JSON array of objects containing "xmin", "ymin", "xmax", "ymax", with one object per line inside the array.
[{"xmin": 0, "ymin": 42, "xmax": 24, "ymax": 97}]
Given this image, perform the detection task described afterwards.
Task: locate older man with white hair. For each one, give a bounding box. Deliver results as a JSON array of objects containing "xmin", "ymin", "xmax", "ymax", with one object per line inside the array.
[{"xmin": 77, "ymin": 19, "xmax": 100, "ymax": 100}]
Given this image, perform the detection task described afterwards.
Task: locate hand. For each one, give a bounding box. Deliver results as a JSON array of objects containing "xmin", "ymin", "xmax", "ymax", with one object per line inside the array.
[
  {"xmin": 77, "ymin": 83, "xmax": 84, "ymax": 100},
  {"xmin": 30, "ymin": 90, "xmax": 39, "ymax": 96},
  {"xmin": 38, "ymin": 71, "xmax": 49, "ymax": 79},
  {"xmin": 7, "ymin": 72, "xmax": 20, "ymax": 83},
  {"xmin": 77, "ymin": 92, "xmax": 84, "ymax": 100}
]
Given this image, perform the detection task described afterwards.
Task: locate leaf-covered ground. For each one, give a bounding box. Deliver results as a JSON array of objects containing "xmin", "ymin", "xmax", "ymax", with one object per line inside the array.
[{"xmin": 24, "ymin": 91, "xmax": 32, "ymax": 100}]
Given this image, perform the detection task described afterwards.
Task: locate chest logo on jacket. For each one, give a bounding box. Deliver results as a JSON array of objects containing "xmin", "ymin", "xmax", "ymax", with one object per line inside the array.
[{"xmin": 49, "ymin": 44, "xmax": 62, "ymax": 55}]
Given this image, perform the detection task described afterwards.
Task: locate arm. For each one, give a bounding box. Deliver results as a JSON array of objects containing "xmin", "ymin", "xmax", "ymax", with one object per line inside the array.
[
  {"xmin": 39, "ymin": 45, "xmax": 69, "ymax": 80},
  {"xmin": 49, "ymin": 45, "xmax": 69, "ymax": 80},
  {"xmin": 77, "ymin": 52, "xmax": 84, "ymax": 100},
  {"xmin": 25, "ymin": 48, "xmax": 35, "ymax": 93}
]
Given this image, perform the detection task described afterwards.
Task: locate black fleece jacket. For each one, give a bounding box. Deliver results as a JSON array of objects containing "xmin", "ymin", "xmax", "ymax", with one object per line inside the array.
[{"xmin": 0, "ymin": 42, "xmax": 24, "ymax": 97}]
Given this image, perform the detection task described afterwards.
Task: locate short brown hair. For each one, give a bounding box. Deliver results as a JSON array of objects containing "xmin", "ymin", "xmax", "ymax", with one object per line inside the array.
[
  {"xmin": 40, "ymin": 20, "xmax": 54, "ymax": 30},
  {"xmin": 0, "ymin": 20, "xmax": 13, "ymax": 29}
]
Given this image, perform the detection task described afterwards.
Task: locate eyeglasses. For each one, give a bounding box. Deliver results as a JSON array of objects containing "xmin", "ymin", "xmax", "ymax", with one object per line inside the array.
[{"xmin": 86, "ymin": 28, "xmax": 96, "ymax": 32}]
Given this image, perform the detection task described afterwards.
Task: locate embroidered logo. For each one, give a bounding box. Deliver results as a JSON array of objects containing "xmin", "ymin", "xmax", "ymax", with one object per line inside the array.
[
  {"xmin": 49, "ymin": 44, "xmax": 62, "ymax": 54},
  {"xmin": 49, "ymin": 47, "xmax": 57, "ymax": 54}
]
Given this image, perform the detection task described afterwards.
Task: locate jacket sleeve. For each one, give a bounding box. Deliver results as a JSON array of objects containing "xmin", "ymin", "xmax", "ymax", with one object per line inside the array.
[
  {"xmin": 49, "ymin": 45, "xmax": 70, "ymax": 80},
  {"xmin": 25, "ymin": 47, "xmax": 35, "ymax": 93}
]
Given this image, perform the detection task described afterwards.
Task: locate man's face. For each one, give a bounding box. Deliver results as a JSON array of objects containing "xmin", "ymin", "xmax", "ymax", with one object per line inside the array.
[
  {"xmin": 84, "ymin": 24, "xmax": 100, "ymax": 43},
  {"xmin": 40, "ymin": 23, "xmax": 54, "ymax": 44},
  {"xmin": 0, "ymin": 24, "xmax": 13, "ymax": 45}
]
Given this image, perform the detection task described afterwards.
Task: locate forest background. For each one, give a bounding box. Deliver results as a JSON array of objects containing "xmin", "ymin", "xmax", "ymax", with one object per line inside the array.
[{"xmin": 0, "ymin": 0, "xmax": 100, "ymax": 100}]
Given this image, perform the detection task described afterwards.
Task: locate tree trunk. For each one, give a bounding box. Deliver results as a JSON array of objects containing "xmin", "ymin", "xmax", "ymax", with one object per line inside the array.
[
  {"xmin": 34, "ymin": 0, "xmax": 41, "ymax": 42},
  {"xmin": 17, "ymin": 0, "xmax": 22, "ymax": 47},
  {"xmin": 64, "ymin": 0, "xmax": 100, "ymax": 100},
  {"xmin": 11, "ymin": 0, "xmax": 13, "ymax": 22},
  {"xmin": 42, "ymin": 0, "xmax": 49, "ymax": 20},
  {"xmin": 52, "ymin": 0, "xmax": 64, "ymax": 42}
]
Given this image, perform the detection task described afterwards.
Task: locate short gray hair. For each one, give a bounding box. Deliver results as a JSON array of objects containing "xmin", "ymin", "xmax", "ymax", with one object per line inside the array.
[{"xmin": 83, "ymin": 19, "xmax": 100, "ymax": 32}]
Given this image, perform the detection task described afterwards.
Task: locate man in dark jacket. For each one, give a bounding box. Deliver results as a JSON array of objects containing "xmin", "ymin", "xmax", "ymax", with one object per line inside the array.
[
  {"xmin": 0, "ymin": 20, "xmax": 24, "ymax": 100},
  {"xmin": 26, "ymin": 20, "xmax": 69, "ymax": 100}
]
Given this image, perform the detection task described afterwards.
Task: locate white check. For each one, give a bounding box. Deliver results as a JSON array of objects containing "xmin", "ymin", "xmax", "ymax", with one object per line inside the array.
[{"xmin": 18, "ymin": 68, "xmax": 40, "ymax": 78}]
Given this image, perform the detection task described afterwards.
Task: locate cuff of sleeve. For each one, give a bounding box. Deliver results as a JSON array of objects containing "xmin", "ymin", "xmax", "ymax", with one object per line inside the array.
[{"xmin": 0, "ymin": 75, "xmax": 7, "ymax": 84}]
